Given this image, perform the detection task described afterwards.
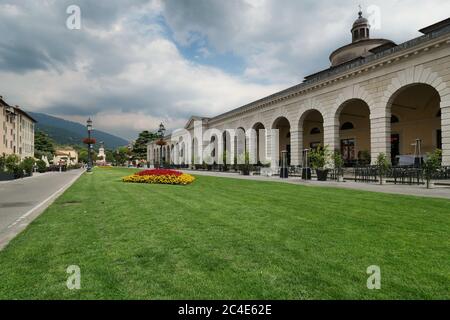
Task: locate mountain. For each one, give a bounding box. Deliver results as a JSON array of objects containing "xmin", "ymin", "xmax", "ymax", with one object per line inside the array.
[{"xmin": 29, "ymin": 112, "xmax": 129, "ymax": 150}]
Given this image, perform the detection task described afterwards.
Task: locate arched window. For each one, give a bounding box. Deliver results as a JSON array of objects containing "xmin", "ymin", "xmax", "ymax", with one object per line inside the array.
[
  {"xmin": 391, "ymin": 115, "xmax": 400, "ymax": 123},
  {"xmin": 340, "ymin": 122, "xmax": 354, "ymax": 130},
  {"xmin": 310, "ymin": 127, "xmax": 321, "ymax": 135}
]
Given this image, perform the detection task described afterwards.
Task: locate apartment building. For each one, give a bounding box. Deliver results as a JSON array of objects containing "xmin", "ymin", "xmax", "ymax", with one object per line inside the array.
[{"xmin": 0, "ymin": 96, "xmax": 37, "ymax": 160}]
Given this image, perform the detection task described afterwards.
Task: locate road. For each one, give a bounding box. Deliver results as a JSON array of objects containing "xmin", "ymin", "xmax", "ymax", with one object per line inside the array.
[{"xmin": 0, "ymin": 169, "xmax": 84, "ymax": 250}]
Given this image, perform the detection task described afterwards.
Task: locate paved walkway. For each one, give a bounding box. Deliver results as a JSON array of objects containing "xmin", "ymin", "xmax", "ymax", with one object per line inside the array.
[
  {"xmin": 185, "ymin": 170, "xmax": 450, "ymax": 200},
  {"xmin": 0, "ymin": 169, "xmax": 85, "ymax": 250}
]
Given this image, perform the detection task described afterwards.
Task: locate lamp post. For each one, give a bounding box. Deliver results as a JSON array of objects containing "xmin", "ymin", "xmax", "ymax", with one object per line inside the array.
[
  {"xmin": 87, "ymin": 118, "xmax": 93, "ymax": 173},
  {"xmin": 157, "ymin": 123, "xmax": 166, "ymax": 168}
]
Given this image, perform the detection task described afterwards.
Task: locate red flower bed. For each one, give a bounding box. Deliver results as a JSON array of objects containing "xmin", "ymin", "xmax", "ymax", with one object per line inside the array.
[{"xmin": 137, "ymin": 169, "xmax": 183, "ymax": 177}]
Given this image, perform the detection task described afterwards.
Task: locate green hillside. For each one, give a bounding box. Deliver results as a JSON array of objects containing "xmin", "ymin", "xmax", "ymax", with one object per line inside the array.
[{"xmin": 30, "ymin": 112, "xmax": 128, "ymax": 149}]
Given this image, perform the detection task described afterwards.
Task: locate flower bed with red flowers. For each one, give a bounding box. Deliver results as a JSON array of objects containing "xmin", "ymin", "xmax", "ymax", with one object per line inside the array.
[
  {"xmin": 123, "ymin": 169, "xmax": 195, "ymax": 185},
  {"xmin": 136, "ymin": 169, "xmax": 183, "ymax": 177}
]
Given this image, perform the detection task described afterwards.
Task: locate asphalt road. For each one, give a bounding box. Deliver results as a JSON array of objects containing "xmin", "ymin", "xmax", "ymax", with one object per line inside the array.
[{"xmin": 0, "ymin": 169, "xmax": 84, "ymax": 250}]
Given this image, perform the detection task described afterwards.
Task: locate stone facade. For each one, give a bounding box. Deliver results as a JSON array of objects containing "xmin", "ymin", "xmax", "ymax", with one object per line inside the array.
[
  {"xmin": 0, "ymin": 97, "xmax": 36, "ymax": 160},
  {"xmin": 148, "ymin": 17, "xmax": 450, "ymax": 168}
]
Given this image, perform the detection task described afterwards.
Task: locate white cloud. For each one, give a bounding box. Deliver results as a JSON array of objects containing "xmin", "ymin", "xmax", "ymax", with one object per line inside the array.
[{"xmin": 1, "ymin": 0, "xmax": 449, "ymax": 141}]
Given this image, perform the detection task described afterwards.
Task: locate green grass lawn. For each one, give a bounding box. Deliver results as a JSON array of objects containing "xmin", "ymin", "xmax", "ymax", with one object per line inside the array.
[{"xmin": 0, "ymin": 168, "xmax": 449, "ymax": 299}]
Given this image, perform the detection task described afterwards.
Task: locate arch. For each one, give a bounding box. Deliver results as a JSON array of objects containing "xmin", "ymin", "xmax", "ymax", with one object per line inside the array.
[
  {"xmin": 383, "ymin": 67, "xmax": 447, "ymax": 111},
  {"xmin": 299, "ymin": 109, "xmax": 324, "ymax": 158},
  {"xmin": 334, "ymin": 85, "xmax": 374, "ymax": 120},
  {"xmin": 386, "ymin": 82, "xmax": 442, "ymax": 164},
  {"xmin": 252, "ymin": 122, "xmax": 266, "ymax": 164},
  {"xmin": 335, "ymin": 98, "xmax": 371, "ymax": 166},
  {"xmin": 272, "ymin": 116, "xmax": 291, "ymax": 166}
]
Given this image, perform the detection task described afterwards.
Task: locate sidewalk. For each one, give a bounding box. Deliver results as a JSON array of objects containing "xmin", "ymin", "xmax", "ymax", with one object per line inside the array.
[{"xmin": 185, "ymin": 170, "xmax": 450, "ymax": 200}]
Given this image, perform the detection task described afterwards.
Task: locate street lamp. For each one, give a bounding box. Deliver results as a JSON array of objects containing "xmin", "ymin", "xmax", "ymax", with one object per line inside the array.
[
  {"xmin": 87, "ymin": 118, "xmax": 93, "ymax": 173},
  {"xmin": 157, "ymin": 123, "xmax": 166, "ymax": 168}
]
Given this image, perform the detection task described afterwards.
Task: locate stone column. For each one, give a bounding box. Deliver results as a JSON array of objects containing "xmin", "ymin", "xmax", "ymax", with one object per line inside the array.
[
  {"xmin": 270, "ymin": 129, "xmax": 279, "ymax": 169},
  {"xmin": 442, "ymin": 105, "xmax": 450, "ymax": 166},
  {"xmin": 290, "ymin": 129, "xmax": 302, "ymax": 166},
  {"xmin": 323, "ymin": 119, "xmax": 340, "ymax": 156},
  {"xmin": 370, "ymin": 115, "xmax": 391, "ymax": 164},
  {"xmin": 247, "ymin": 129, "xmax": 258, "ymax": 165}
]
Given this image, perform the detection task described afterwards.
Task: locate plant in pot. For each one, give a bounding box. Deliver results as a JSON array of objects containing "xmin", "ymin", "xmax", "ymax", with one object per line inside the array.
[
  {"xmin": 333, "ymin": 150, "xmax": 345, "ymax": 182},
  {"xmin": 238, "ymin": 152, "xmax": 251, "ymax": 176},
  {"xmin": 423, "ymin": 149, "xmax": 442, "ymax": 189},
  {"xmin": 358, "ymin": 150, "xmax": 371, "ymax": 166},
  {"xmin": 375, "ymin": 153, "xmax": 390, "ymax": 185},
  {"xmin": 309, "ymin": 145, "xmax": 331, "ymax": 181}
]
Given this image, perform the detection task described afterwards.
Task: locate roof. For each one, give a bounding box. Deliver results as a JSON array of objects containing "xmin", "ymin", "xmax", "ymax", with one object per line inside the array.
[
  {"xmin": 204, "ymin": 18, "xmax": 450, "ymax": 124},
  {"xmin": 0, "ymin": 96, "xmax": 37, "ymax": 123},
  {"xmin": 419, "ymin": 17, "xmax": 450, "ymax": 35},
  {"xmin": 13, "ymin": 106, "xmax": 37, "ymax": 123}
]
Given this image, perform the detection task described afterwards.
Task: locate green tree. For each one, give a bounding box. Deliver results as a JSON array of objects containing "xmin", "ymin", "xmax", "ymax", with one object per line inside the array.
[
  {"xmin": 375, "ymin": 153, "xmax": 390, "ymax": 185},
  {"xmin": 34, "ymin": 131, "xmax": 55, "ymax": 159},
  {"xmin": 133, "ymin": 131, "xmax": 158, "ymax": 160},
  {"xmin": 114, "ymin": 147, "xmax": 130, "ymax": 166},
  {"xmin": 423, "ymin": 149, "xmax": 442, "ymax": 189}
]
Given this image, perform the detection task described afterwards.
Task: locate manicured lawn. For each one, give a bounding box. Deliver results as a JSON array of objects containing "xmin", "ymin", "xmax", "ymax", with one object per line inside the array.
[{"xmin": 0, "ymin": 168, "xmax": 449, "ymax": 299}]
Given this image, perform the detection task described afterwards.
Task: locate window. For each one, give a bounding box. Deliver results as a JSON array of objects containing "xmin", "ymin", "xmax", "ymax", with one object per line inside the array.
[
  {"xmin": 437, "ymin": 130, "xmax": 442, "ymax": 150},
  {"xmin": 391, "ymin": 115, "xmax": 400, "ymax": 123},
  {"xmin": 310, "ymin": 127, "xmax": 321, "ymax": 135},
  {"xmin": 340, "ymin": 122, "xmax": 354, "ymax": 130}
]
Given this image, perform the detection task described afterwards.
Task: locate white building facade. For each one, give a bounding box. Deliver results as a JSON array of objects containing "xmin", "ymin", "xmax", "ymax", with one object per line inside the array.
[
  {"xmin": 148, "ymin": 15, "xmax": 450, "ymax": 168},
  {"xmin": 1, "ymin": 97, "xmax": 36, "ymax": 160}
]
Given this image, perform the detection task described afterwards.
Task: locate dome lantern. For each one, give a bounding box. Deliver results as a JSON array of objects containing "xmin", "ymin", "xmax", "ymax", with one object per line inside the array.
[{"xmin": 351, "ymin": 8, "xmax": 370, "ymax": 42}]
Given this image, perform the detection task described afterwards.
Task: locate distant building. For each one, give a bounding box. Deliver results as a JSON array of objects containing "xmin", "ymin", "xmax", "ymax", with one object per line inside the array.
[
  {"xmin": 96, "ymin": 141, "xmax": 107, "ymax": 166},
  {"xmin": 0, "ymin": 96, "xmax": 36, "ymax": 160},
  {"xmin": 53, "ymin": 148, "xmax": 78, "ymax": 166}
]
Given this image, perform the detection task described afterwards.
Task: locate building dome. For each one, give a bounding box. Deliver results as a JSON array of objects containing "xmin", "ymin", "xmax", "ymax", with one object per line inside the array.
[
  {"xmin": 351, "ymin": 10, "xmax": 370, "ymax": 42},
  {"xmin": 329, "ymin": 8, "xmax": 395, "ymax": 67}
]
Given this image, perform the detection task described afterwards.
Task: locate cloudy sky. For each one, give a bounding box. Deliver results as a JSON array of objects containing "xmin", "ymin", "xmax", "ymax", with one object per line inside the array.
[{"xmin": 1, "ymin": 0, "xmax": 449, "ymax": 140}]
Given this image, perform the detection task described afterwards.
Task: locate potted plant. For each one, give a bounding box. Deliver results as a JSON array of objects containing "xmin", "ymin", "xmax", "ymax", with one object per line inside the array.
[
  {"xmin": 238, "ymin": 152, "xmax": 251, "ymax": 176},
  {"xmin": 358, "ymin": 150, "xmax": 371, "ymax": 166},
  {"xmin": 423, "ymin": 149, "xmax": 442, "ymax": 189},
  {"xmin": 375, "ymin": 153, "xmax": 390, "ymax": 185},
  {"xmin": 333, "ymin": 150, "xmax": 345, "ymax": 182},
  {"xmin": 309, "ymin": 145, "xmax": 331, "ymax": 181}
]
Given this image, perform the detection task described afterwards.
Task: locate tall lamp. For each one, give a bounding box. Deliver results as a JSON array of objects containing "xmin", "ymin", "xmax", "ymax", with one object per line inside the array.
[
  {"xmin": 157, "ymin": 123, "xmax": 166, "ymax": 168},
  {"xmin": 87, "ymin": 118, "xmax": 93, "ymax": 172}
]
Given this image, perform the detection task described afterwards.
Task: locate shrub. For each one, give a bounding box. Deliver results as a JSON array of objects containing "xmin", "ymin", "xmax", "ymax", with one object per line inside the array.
[
  {"xmin": 375, "ymin": 153, "xmax": 390, "ymax": 185},
  {"xmin": 5, "ymin": 154, "xmax": 20, "ymax": 173},
  {"xmin": 423, "ymin": 149, "xmax": 442, "ymax": 189},
  {"xmin": 36, "ymin": 159, "xmax": 47, "ymax": 173},
  {"xmin": 21, "ymin": 157, "xmax": 35, "ymax": 176}
]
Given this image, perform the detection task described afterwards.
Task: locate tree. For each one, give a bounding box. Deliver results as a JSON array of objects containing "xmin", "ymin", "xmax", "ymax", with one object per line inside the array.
[
  {"xmin": 423, "ymin": 149, "xmax": 442, "ymax": 189},
  {"xmin": 133, "ymin": 131, "xmax": 158, "ymax": 160},
  {"xmin": 114, "ymin": 147, "xmax": 130, "ymax": 166},
  {"xmin": 375, "ymin": 153, "xmax": 390, "ymax": 185},
  {"xmin": 34, "ymin": 131, "xmax": 55, "ymax": 160}
]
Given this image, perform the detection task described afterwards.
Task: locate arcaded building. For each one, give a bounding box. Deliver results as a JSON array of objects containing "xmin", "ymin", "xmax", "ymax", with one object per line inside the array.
[{"xmin": 148, "ymin": 13, "xmax": 450, "ymax": 168}]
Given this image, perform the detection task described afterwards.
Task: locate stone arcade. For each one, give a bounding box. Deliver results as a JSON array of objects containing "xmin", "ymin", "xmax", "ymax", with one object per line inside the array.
[{"xmin": 148, "ymin": 13, "xmax": 450, "ymax": 169}]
